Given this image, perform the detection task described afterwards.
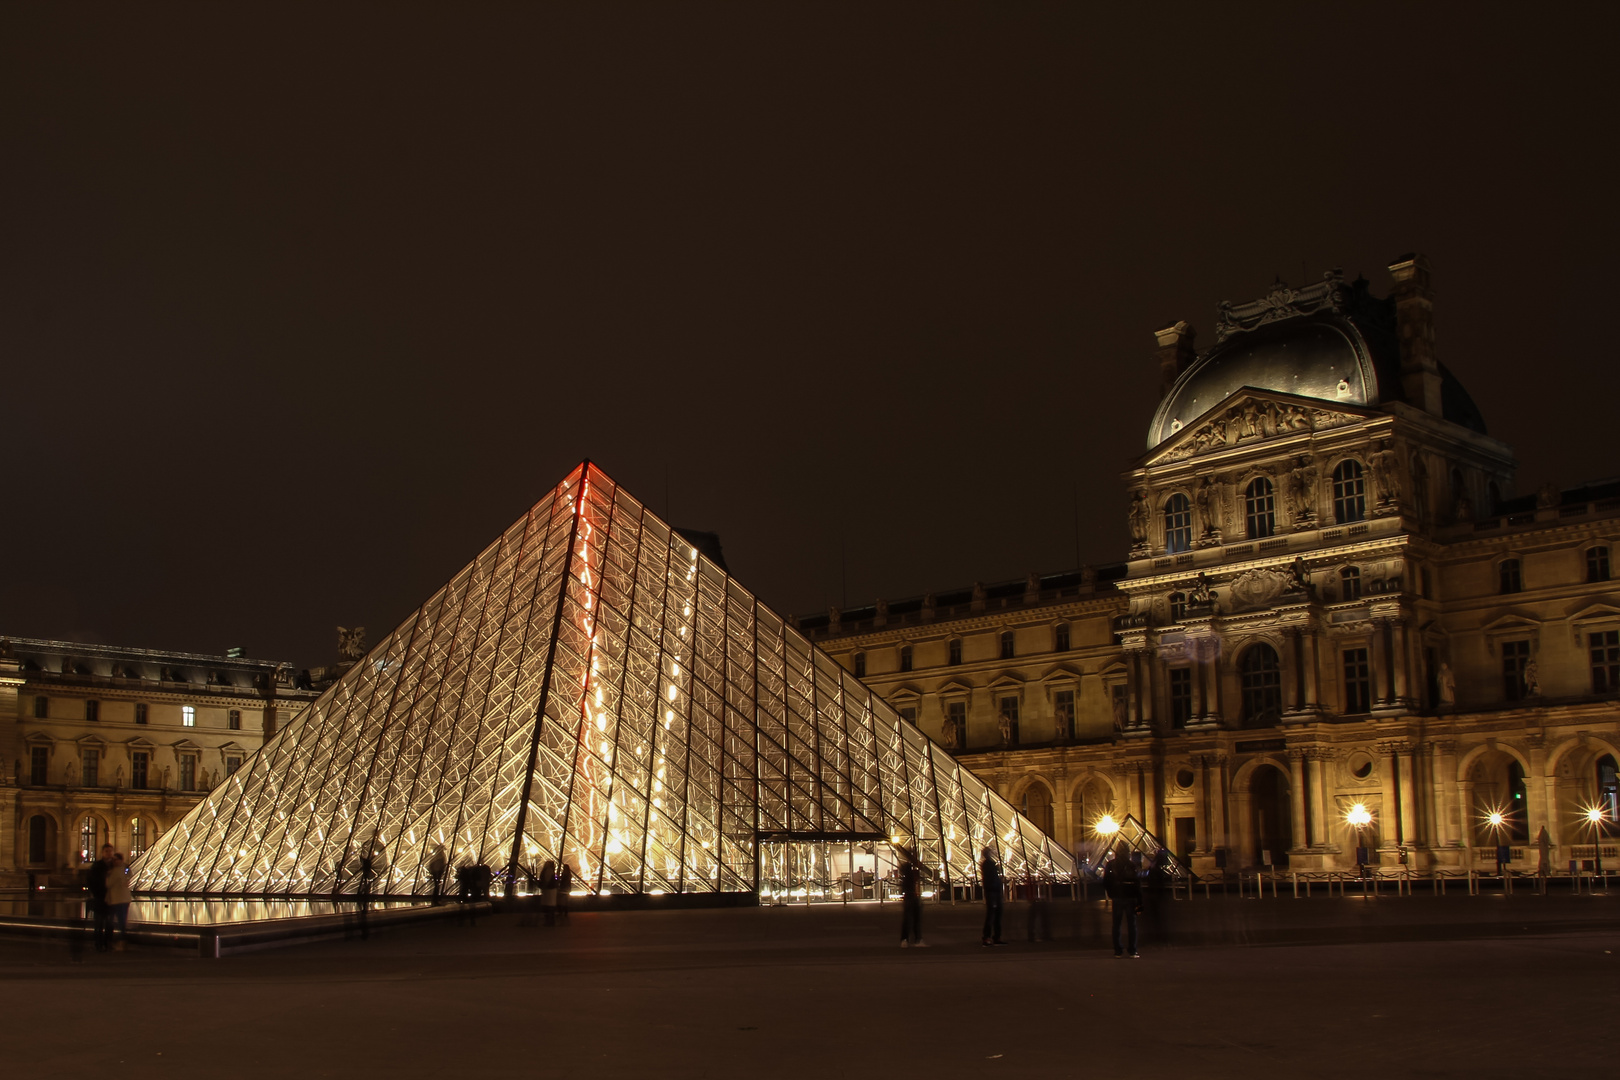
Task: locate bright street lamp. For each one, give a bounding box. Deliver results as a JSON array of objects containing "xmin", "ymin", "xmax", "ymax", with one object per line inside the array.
[
  {"xmin": 1345, "ymin": 803, "xmax": 1373, "ymax": 875},
  {"xmin": 1094, "ymin": 814, "xmax": 1119, "ymax": 839},
  {"xmin": 1587, "ymin": 806, "xmax": 1607, "ymax": 876}
]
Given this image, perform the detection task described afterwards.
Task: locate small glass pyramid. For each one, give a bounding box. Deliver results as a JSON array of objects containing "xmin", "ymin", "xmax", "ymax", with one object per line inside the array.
[{"xmin": 133, "ymin": 463, "xmax": 1072, "ymax": 898}]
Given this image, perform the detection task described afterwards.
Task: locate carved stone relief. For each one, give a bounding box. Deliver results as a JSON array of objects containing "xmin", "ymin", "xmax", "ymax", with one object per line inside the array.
[{"xmin": 1159, "ymin": 398, "xmax": 1361, "ymax": 463}]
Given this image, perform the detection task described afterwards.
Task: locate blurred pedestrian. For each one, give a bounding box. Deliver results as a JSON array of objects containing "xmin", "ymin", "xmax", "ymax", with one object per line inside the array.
[
  {"xmin": 898, "ymin": 849, "xmax": 926, "ymax": 947},
  {"xmin": 426, "ymin": 846, "xmax": 448, "ymax": 903},
  {"xmin": 106, "ymin": 852, "xmax": 134, "ymax": 951},
  {"xmin": 1024, "ymin": 866, "xmax": 1051, "ymax": 942},
  {"xmin": 1102, "ymin": 842, "xmax": 1142, "ymax": 958},
  {"xmin": 557, "ymin": 862, "xmax": 574, "ymax": 923},
  {"xmin": 538, "ymin": 859, "xmax": 558, "ymax": 926},
  {"xmin": 87, "ymin": 843, "xmax": 115, "ymax": 953},
  {"xmin": 980, "ymin": 846, "xmax": 1006, "ymax": 946}
]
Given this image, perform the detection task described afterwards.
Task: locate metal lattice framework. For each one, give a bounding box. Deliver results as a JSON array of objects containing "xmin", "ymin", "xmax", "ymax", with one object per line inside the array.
[{"xmin": 132, "ymin": 463, "xmax": 1071, "ymax": 898}]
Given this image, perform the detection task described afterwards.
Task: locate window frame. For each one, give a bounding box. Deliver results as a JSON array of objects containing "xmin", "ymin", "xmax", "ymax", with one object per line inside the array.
[
  {"xmin": 1168, "ymin": 666, "xmax": 1193, "ymax": 728},
  {"xmin": 999, "ymin": 631, "xmax": 1015, "ymax": 660},
  {"xmin": 1053, "ymin": 623, "xmax": 1070, "ymax": 652},
  {"xmin": 227, "ymin": 708, "xmax": 242, "ymax": 731},
  {"xmin": 1342, "ymin": 647, "xmax": 1372, "ymax": 714},
  {"xmin": 1501, "ymin": 639, "xmax": 1532, "ymax": 702},
  {"xmin": 997, "ymin": 694, "xmax": 1020, "ymax": 744},
  {"xmin": 899, "ymin": 644, "xmax": 913, "ymax": 673},
  {"xmin": 1588, "ymin": 546, "xmax": 1611, "ymax": 583},
  {"xmin": 1164, "ymin": 493, "xmax": 1193, "ymax": 554},
  {"xmin": 1245, "ymin": 476, "xmax": 1276, "ymax": 539},
  {"xmin": 1332, "ymin": 460, "xmax": 1367, "ymax": 524},
  {"xmin": 1499, "ymin": 558, "xmax": 1523, "ymax": 594},
  {"xmin": 1339, "ymin": 565, "xmax": 1362, "ymax": 601},
  {"xmin": 182, "ymin": 705, "xmax": 196, "ymax": 728},
  {"xmin": 852, "ymin": 652, "xmax": 866, "ymax": 679},
  {"xmin": 29, "ymin": 746, "xmax": 49, "ymax": 786},
  {"xmin": 131, "ymin": 751, "xmax": 149, "ymax": 789},
  {"xmin": 33, "ymin": 696, "xmax": 48, "ymax": 719},
  {"xmin": 948, "ymin": 639, "xmax": 962, "ymax": 666},
  {"xmin": 1239, "ymin": 643, "xmax": 1283, "ymax": 727}
]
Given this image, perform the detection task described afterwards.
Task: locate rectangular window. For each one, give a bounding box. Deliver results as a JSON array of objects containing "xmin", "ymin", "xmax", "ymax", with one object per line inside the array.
[
  {"xmin": 180, "ymin": 754, "xmax": 197, "ymax": 792},
  {"xmin": 81, "ymin": 749, "xmax": 98, "ymax": 787},
  {"xmin": 1054, "ymin": 690, "xmax": 1075, "ymax": 739},
  {"xmin": 998, "ymin": 695, "xmax": 1020, "ymax": 745},
  {"xmin": 1054, "ymin": 624, "xmax": 1070, "ymax": 652},
  {"xmin": 131, "ymin": 751, "xmax": 149, "ymax": 789},
  {"xmin": 1589, "ymin": 547, "xmax": 1611, "ymax": 583},
  {"xmin": 228, "ymin": 709, "xmax": 242, "ymax": 731},
  {"xmin": 1343, "ymin": 648, "xmax": 1372, "ymax": 714},
  {"xmin": 1169, "ymin": 667, "xmax": 1193, "ymax": 728},
  {"xmin": 1000, "ymin": 631, "xmax": 1015, "ymax": 660},
  {"xmin": 182, "ymin": 705, "xmax": 196, "ymax": 727},
  {"xmin": 130, "ymin": 817, "xmax": 147, "ymax": 856},
  {"xmin": 852, "ymin": 654, "xmax": 866, "ymax": 679},
  {"xmin": 1499, "ymin": 559, "xmax": 1522, "ymax": 594},
  {"xmin": 85, "ymin": 700, "xmax": 99, "ymax": 722},
  {"xmin": 946, "ymin": 700, "xmax": 966, "ymax": 748},
  {"xmin": 1502, "ymin": 640, "xmax": 1531, "ymax": 702},
  {"xmin": 1592, "ymin": 631, "xmax": 1620, "ymax": 694},
  {"xmin": 899, "ymin": 645, "xmax": 913, "ymax": 673},
  {"xmin": 225, "ymin": 755, "xmax": 242, "ymax": 776},
  {"xmin": 948, "ymin": 639, "xmax": 962, "ymax": 666},
  {"xmin": 30, "ymin": 746, "xmax": 48, "ymax": 786},
  {"xmin": 34, "ymin": 696, "xmax": 48, "ymax": 719},
  {"xmin": 135, "ymin": 703, "xmax": 148, "ymax": 725}
]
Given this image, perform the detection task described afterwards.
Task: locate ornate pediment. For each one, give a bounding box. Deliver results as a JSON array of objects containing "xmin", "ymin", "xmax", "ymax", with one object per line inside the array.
[
  {"xmin": 1215, "ymin": 271, "xmax": 1346, "ymax": 343},
  {"xmin": 1153, "ymin": 391, "xmax": 1367, "ymax": 465}
]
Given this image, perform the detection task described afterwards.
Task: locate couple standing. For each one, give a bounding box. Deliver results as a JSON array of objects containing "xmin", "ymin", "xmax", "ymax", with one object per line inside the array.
[{"xmin": 86, "ymin": 844, "xmax": 135, "ymax": 952}]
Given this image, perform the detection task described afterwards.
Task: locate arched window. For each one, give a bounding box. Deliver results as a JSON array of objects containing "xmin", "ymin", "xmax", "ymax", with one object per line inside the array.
[
  {"xmin": 1168, "ymin": 592, "xmax": 1187, "ymax": 623},
  {"xmin": 1245, "ymin": 477, "xmax": 1276, "ymax": 539},
  {"xmin": 948, "ymin": 639, "xmax": 962, "ymax": 666},
  {"xmin": 1240, "ymin": 644, "xmax": 1283, "ymax": 727},
  {"xmin": 853, "ymin": 652, "xmax": 866, "ymax": 678},
  {"xmin": 1164, "ymin": 493, "xmax": 1193, "ymax": 554},
  {"xmin": 27, "ymin": 815, "xmax": 47, "ymax": 864},
  {"xmin": 78, "ymin": 816, "xmax": 99, "ymax": 864},
  {"xmin": 1333, "ymin": 461, "xmax": 1366, "ymax": 524},
  {"xmin": 1053, "ymin": 623, "xmax": 1070, "ymax": 652},
  {"xmin": 1021, "ymin": 785, "xmax": 1054, "ymax": 836},
  {"xmin": 999, "ymin": 631, "xmax": 1015, "ymax": 660},
  {"xmin": 1340, "ymin": 566, "xmax": 1362, "ymax": 600},
  {"xmin": 899, "ymin": 644, "xmax": 913, "ymax": 673}
]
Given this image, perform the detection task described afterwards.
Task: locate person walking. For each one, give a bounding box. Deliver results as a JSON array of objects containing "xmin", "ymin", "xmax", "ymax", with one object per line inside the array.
[
  {"xmin": 897, "ymin": 849, "xmax": 926, "ymax": 947},
  {"xmin": 1102, "ymin": 842, "xmax": 1142, "ymax": 958},
  {"xmin": 106, "ymin": 852, "xmax": 134, "ymax": 951},
  {"xmin": 980, "ymin": 846, "xmax": 1006, "ymax": 946},
  {"xmin": 87, "ymin": 843, "xmax": 115, "ymax": 953}
]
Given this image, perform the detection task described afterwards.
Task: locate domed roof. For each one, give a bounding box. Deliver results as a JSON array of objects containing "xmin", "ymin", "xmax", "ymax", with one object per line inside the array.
[{"xmin": 1146, "ymin": 274, "xmax": 1487, "ymax": 450}]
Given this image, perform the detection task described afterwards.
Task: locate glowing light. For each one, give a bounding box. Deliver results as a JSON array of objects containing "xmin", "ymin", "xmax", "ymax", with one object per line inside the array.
[
  {"xmin": 1346, "ymin": 803, "xmax": 1373, "ymax": 828},
  {"xmin": 1588, "ymin": 806, "xmax": 1607, "ymax": 825},
  {"xmin": 1488, "ymin": 811, "xmax": 1505, "ymax": 828},
  {"xmin": 1094, "ymin": 814, "xmax": 1119, "ymax": 837},
  {"xmin": 667, "ymin": 684, "xmax": 678, "ymax": 702},
  {"xmin": 600, "ymin": 741, "xmax": 612, "ymax": 756},
  {"xmin": 596, "ymin": 716, "xmax": 607, "ymax": 732}
]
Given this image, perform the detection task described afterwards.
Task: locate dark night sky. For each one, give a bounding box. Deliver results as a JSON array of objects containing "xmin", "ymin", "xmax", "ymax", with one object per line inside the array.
[{"xmin": 3, "ymin": 5, "xmax": 1618, "ymax": 669}]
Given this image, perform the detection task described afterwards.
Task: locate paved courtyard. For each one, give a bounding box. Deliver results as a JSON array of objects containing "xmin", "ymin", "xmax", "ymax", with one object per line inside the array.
[{"xmin": 3, "ymin": 898, "xmax": 1616, "ymax": 1078}]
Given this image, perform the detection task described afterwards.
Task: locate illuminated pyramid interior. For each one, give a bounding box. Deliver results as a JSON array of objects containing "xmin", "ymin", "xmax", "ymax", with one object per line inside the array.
[{"xmin": 133, "ymin": 463, "xmax": 1072, "ymax": 899}]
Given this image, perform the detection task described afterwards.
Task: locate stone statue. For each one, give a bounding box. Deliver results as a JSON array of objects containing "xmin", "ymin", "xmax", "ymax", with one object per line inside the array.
[
  {"xmin": 1196, "ymin": 477, "xmax": 1219, "ymax": 537},
  {"xmin": 1523, "ymin": 658, "xmax": 1540, "ymax": 696},
  {"xmin": 64, "ymin": 759, "xmax": 77, "ymax": 786},
  {"xmin": 161, "ymin": 765, "xmax": 172, "ymax": 790},
  {"xmin": 827, "ymin": 606, "xmax": 841, "ymax": 634},
  {"xmin": 1370, "ymin": 443, "xmax": 1403, "ymax": 505},
  {"xmin": 1128, "ymin": 491, "xmax": 1149, "ymax": 544},
  {"xmin": 1080, "ymin": 564, "xmax": 1097, "ymax": 585},
  {"xmin": 1111, "ymin": 688, "xmax": 1127, "ymax": 732},
  {"xmin": 337, "ymin": 626, "xmax": 367, "ymax": 662},
  {"xmin": 941, "ymin": 717, "xmax": 958, "ymax": 749},
  {"xmin": 997, "ymin": 711, "xmax": 1012, "ymax": 748},
  {"xmin": 0, "ymin": 637, "xmax": 11, "ymax": 658},
  {"xmin": 1438, "ymin": 662, "xmax": 1457, "ymax": 707},
  {"xmin": 273, "ymin": 661, "xmax": 294, "ymax": 687},
  {"xmin": 874, "ymin": 598, "xmax": 889, "ymax": 625},
  {"xmin": 1285, "ymin": 557, "xmax": 1311, "ymax": 594},
  {"xmin": 1189, "ymin": 572, "xmax": 1213, "ymax": 605},
  {"xmin": 114, "ymin": 765, "xmax": 125, "ymax": 788},
  {"xmin": 921, "ymin": 593, "xmax": 936, "ymax": 620},
  {"xmin": 1537, "ymin": 482, "xmax": 1560, "ymax": 509},
  {"xmin": 1286, "ymin": 458, "xmax": 1316, "ymax": 523},
  {"xmin": 1454, "ymin": 494, "xmax": 1474, "ymax": 523}
]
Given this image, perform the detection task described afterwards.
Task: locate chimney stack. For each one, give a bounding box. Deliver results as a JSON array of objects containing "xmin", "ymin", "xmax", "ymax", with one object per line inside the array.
[
  {"xmin": 1388, "ymin": 254, "xmax": 1442, "ymax": 417},
  {"xmin": 1154, "ymin": 321, "xmax": 1197, "ymax": 400}
]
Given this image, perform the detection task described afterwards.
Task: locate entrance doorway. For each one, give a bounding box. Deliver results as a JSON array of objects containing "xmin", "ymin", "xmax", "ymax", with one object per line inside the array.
[{"xmin": 1250, "ymin": 766, "xmax": 1293, "ymax": 868}]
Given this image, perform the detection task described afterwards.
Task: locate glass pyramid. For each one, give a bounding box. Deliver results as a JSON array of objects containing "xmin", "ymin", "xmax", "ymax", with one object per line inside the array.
[{"xmin": 132, "ymin": 463, "xmax": 1073, "ymax": 899}]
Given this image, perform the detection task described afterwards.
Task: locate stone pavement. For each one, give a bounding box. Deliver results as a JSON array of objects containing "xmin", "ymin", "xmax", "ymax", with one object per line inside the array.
[{"xmin": 3, "ymin": 897, "xmax": 1616, "ymax": 1078}]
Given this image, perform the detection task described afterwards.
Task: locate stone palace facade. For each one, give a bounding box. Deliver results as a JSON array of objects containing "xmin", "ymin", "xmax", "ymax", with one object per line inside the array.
[
  {"xmin": 0, "ymin": 638, "xmax": 318, "ymax": 887},
  {"xmin": 797, "ymin": 255, "xmax": 1620, "ymax": 878}
]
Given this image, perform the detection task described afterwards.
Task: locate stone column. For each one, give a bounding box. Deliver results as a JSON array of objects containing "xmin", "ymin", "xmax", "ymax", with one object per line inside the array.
[
  {"xmin": 1285, "ymin": 630, "xmax": 1303, "ymax": 713},
  {"xmin": 1287, "ymin": 750, "xmax": 1309, "ymax": 852},
  {"xmin": 1194, "ymin": 639, "xmax": 1211, "ymax": 721},
  {"xmin": 1307, "ymin": 752, "xmax": 1330, "ymax": 848},
  {"xmin": 1458, "ymin": 779, "xmax": 1477, "ymax": 852},
  {"xmin": 1397, "ymin": 744, "xmax": 1419, "ymax": 847},
  {"xmin": 1126, "ymin": 652, "xmax": 1143, "ymax": 729},
  {"xmin": 1192, "ymin": 759, "xmax": 1208, "ymax": 853},
  {"xmin": 1390, "ymin": 621, "xmax": 1410, "ymax": 704},
  {"xmin": 1304, "ymin": 629, "xmax": 1321, "ymax": 709},
  {"xmin": 1525, "ymin": 735, "xmax": 1549, "ymax": 843},
  {"xmin": 1436, "ymin": 741, "xmax": 1459, "ymax": 850},
  {"xmin": 1232, "ymin": 788, "xmax": 1254, "ymax": 867},
  {"xmin": 1210, "ymin": 755, "xmax": 1229, "ymax": 853},
  {"xmin": 1542, "ymin": 775, "xmax": 1564, "ymax": 848},
  {"xmin": 1377, "ymin": 742, "xmax": 1400, "ymax": 850},
  {"xmin": 1141, "ymin": 654, "xmax": 1157, "ymax": 731}
]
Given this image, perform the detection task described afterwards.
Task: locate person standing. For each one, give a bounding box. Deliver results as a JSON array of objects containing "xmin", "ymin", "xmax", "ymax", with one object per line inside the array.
[
  {"xmin": 87, "ymin": 843, "xmax": 115, "ymax": 953},
  {"xmin": 106, "ymin": 853, "xmax": 134, "ymax": 951},
  {"xmin": 897, "ymin": 850, "xmax": 926, "ymax": 947},
  {"xmin": 556, "ymin": 863, "xmax": 574, "ymax": 923},
  {"xmin": 538, "ymin": 860, "xmax": 557, "ymax": 926},
  {"xmin": 980, "ymin": 846, "xmax": 1006, "ymax": 946},
  {"xmin": 1102, "ymin": 842, "xmax": 1142, "ymax": 958}
]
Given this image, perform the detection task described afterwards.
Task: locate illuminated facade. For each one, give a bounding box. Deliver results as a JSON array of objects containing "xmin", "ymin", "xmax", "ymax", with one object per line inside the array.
[
  {"xmin": 809, "ymin": 256, "xmax": 1620, "ymax": 878},
  {"xmin": 133, "ymin": 464, "xmax": 1069, "ymax": 899},
  {"xmin": 0, "ymin": 639, "xmax": 316, "ymax": 887}
]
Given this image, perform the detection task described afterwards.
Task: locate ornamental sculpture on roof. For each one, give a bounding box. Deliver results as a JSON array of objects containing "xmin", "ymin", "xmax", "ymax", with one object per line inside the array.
[{"xmin": 1214, "ymin": 269, "xmax": 1347, "ymax": 343}]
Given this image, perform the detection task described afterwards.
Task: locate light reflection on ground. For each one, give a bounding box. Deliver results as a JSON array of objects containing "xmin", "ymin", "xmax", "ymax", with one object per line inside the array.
[{"xmin": 0, "ymin": 898, "xmax": 429, "ymax": 925}]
